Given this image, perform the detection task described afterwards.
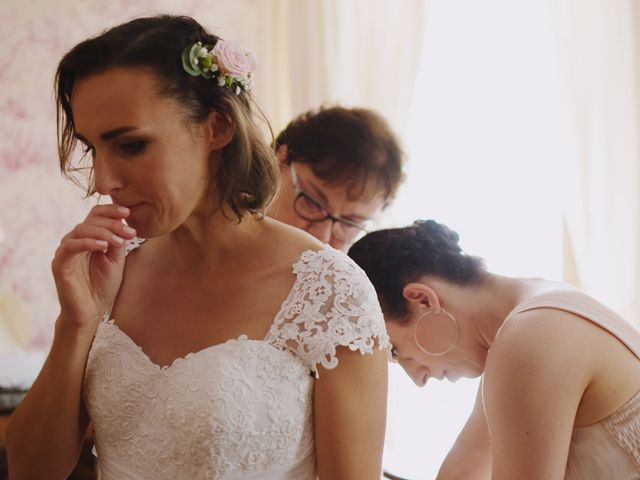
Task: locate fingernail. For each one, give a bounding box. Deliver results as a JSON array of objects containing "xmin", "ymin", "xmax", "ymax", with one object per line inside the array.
[
  {"xmin": 123, "ymin": 226, "xmax": 136, "ymax": 236},
  {"xmin": 112, "ymin": 235, "xmax": 124, "ymax": 245},
  {"xmin": 96, "ymin": 240, "xmax": 108, "ymax": 249},
  {"xmin": 117, "ymin": 206, "xmax": 130, "ymax": 215}
]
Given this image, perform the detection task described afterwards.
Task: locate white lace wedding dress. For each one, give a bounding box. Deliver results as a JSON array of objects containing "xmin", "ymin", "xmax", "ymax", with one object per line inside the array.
[{"xmin": 83, "ymin": 241, "xmax": 389, "ymax": 479}]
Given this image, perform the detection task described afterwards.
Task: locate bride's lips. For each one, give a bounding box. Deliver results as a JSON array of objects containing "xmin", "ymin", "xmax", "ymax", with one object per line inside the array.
[
  {"xmin": 124, "ymin": 203, "xmax": 145, "ymax": 214},
  {"xmin": 114, "ymin": 202, "xmax": 145, "ymax": 224}
]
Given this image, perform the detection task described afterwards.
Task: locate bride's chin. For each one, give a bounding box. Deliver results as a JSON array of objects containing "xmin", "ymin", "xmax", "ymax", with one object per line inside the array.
[
  {"xmin": 126, "ymin": 214, "xmax": 172, "ymax": 239},
  {"xmin": 126, "ymin": 221, "xmax": 162, "ymax": 239}
]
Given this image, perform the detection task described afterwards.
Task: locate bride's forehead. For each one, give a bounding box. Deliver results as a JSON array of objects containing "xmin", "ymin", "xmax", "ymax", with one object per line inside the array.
[
  {"xmin": 71, "ymin": 69, "xmax": 177, "ymax": 129},
  {"xmin": 72, "ymin": 69, "xmax": 166, "ymax": 109}
]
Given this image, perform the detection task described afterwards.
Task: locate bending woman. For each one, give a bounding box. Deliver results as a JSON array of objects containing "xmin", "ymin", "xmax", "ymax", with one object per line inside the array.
[
  {"xmin": 7, "ymin": 15, "xmax": 389, "ymax": 480},
  {"xmin": 349, "ymin": 219, "xmax": 640, "ymax": 480}
]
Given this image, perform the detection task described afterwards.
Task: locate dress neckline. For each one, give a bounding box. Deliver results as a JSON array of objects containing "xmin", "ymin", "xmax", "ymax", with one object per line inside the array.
[
  {"xmin": 100, "ymin": 321, "xmax": 292, "ymax": 372},
  {"xmin": 102, "ymin": 241, "xmax": 337, "ymax": 371}
]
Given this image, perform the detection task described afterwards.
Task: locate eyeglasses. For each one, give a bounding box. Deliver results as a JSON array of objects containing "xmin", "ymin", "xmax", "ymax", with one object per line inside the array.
[{"xmin": 289, "ymin": 164, "xmax": 369, "ymax": 242}]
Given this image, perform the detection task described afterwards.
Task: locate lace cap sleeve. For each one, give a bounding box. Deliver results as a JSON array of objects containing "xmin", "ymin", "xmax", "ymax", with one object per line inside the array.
[{"xmin": 266, "ymin": 246, "xmax": 390, "ymax": 378}]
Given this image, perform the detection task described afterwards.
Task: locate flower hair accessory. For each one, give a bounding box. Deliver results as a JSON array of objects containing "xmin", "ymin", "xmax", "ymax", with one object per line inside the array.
[{"xmin": 182, "ymin": 40, "xmax": 256, "ymax": 95}]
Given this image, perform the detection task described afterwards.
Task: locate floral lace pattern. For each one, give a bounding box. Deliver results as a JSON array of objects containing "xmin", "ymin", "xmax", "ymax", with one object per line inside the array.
[
  {"xmin": 86, "ymin": 329, "xmax": 314, "ymax": 479},
  {"xmin": 266, "ymin": 246, "xmax": 390, "ymax": 377},
  {"xmin": 84, "ymin": 243, "xmax": 388, "ymax": 479},
  {"xmin": 123, "ymin": 237, "xmax": 145, "ymax": 255}
]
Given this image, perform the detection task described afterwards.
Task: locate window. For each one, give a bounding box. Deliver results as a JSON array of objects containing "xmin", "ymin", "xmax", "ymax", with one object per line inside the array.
[{"xmin": 381, "ymin": 1, "xmax": 568, "ymax": 477}]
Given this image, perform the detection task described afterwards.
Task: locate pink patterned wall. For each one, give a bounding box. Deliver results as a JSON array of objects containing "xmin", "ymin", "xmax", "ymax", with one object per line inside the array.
[{"xmin": 0, "ymin": 0, "xmax": 282, "ymax": 349}]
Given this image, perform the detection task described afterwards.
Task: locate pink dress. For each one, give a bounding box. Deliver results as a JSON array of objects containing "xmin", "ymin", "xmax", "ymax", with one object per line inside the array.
[{"xmin": 503, "ymin": 285, "xmax": 640, "ymax": 479}]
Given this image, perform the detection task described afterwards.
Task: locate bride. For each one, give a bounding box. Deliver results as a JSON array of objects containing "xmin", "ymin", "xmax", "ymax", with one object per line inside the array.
[{"xmin": 7, "ymin": 15, "xmax": 389, "ymax": 480}]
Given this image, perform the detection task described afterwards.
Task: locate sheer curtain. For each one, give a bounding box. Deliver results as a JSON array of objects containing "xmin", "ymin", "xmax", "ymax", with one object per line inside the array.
[
  {"xmin": 381, "ymin": 2, "xmax": 640, "ymax": 477},
  {"xmin": 274, "ymin": 0, "xmax": 428, "ymax": 132},
  {"xmin": 379, "ymin": 1, "xmax": 576, "ymax": 477},
  {"xmin": 550, "ymin": 0, "xmax": 640, "ymax": 325}
]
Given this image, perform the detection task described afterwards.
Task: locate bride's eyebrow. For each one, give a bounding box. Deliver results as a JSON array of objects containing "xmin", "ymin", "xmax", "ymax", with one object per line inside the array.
[
  {"xmin": 74, "ymin": 126, "xmax": 139, "ymax": 144},
  {"xmin": 99, "ymin": 126, "xmax": 139, "ymax": 141}
]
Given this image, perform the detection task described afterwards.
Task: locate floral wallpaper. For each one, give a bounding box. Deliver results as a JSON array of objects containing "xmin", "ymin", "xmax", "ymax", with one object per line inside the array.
[{"xmin": 0, "ymin": 0, "xmax": 285, "ymax": 349}]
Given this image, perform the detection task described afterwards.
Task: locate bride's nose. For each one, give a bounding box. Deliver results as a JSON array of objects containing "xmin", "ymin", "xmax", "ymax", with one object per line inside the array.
[{"xmin": 94, "ymin": 155, "xmax": 124, "ymax": 196}]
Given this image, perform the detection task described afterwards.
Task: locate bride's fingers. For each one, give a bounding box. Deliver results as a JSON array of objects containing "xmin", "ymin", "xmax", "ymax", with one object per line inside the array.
[
  {"xmin": 52, "ymin": 238, "xmax": 109, "ymax": 284},
  {"xmin": 83, "ymin": 217, "xmax": 136, "ymax": 241},
  {"xmin": 85, "ymin": 204, "xmax": 130, "ymax": 222},
  {"xmin": 68, "ymin": 224, "xmax": 128, "ymax": 248},
  {"xmin": 53, "ymin": 238, "xmax": 110, "ymax": 264}
]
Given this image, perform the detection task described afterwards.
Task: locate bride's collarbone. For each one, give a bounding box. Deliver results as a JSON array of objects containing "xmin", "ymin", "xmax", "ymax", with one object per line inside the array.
[
  {"xmin": 110, "ymin": 272, "xmax": 292, "ymax": 354},
  {"xmin": 108, "ymin": 245, "xmax": 302, "ymax": 358},
  {"xmin": 128, "ymin": 267, "xmax": 293, "ymax": 314}
]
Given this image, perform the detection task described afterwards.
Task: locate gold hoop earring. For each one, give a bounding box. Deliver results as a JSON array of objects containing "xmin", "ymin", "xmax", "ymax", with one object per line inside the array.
[{"xmin": 413, "ymin": 308, "xmax": 459, "ymax": 356}]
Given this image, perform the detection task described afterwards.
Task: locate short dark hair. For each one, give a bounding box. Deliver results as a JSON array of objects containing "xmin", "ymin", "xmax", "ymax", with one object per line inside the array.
[
  {"xmin": 55, "ymin": 15, "xmax": 278, "ymax": 221},
  {"xmin": 275, "ymin": 106, "xmax": 404, "ymax": 205},
  {"xmin": 348, "ymin": 220, "xmax": 487, "ymax": 321}
]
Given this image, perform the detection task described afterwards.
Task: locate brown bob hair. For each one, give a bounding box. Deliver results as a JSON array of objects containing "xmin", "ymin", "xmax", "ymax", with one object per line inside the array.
[
  {"xmin": 275, "ymin": 106, "xmax": 404, "ymax": 206},
  {"xmin": 55, "ymin": 14, "xmax": 278, "ymax": 220}
]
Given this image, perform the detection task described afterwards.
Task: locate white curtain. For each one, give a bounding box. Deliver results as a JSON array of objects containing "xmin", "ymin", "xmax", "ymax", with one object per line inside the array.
[
  {"xmin": 380, "ymin": 2, "xmax": 571, "ymax": 476},
  {"xmin": 550, "ymin": 0, "xmax": 640, "ymax": 325},
  {"xmin": 274, "ymin": 0, "xmax": 428, "ymax": 132}
]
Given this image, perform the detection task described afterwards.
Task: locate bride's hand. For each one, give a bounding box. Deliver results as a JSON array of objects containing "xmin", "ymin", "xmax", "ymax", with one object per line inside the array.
[{"xmin": 51, "ymin": 204, "xmax": 137, "ymax": 333}]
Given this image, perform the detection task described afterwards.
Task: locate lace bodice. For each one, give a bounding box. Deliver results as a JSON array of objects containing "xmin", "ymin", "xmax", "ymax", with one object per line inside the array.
[{"xmin": 84, "ymin": 243, "xmax": 389, "ymax": 479}]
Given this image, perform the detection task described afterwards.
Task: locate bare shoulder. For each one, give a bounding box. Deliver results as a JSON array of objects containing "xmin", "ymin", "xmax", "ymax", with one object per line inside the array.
[
  {"xmin": 485, "ymin": 308, "xmax": 595, "ymax": 395},
  {"xmin": 490, "ymin": 307, "xmax": 601, "ymax": 356},
  {"xmin": 261, "ymin": 217, "xmax": 324, "ymax": 261},
  {"xmin": 483, "ymin": 310, "xmax": 592, "ymax": 478}
]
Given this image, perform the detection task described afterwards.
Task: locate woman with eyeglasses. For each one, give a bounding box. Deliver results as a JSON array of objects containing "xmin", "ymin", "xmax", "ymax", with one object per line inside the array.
[
  {"xmin": 268, "ymin": 106, "xmax": 405, "ymax": 252},
  {"xmin": 349, "ymin": 219, "xmax": 640, "ymax": 480}
]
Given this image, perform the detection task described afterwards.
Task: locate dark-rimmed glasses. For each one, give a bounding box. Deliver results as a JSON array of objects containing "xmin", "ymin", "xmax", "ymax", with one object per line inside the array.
[{"xmin": 289, "ymin": 164, "xmax": 369, "ymax": 242}]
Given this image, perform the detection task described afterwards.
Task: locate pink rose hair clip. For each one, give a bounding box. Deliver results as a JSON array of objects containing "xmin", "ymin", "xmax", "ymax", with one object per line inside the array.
[{"xmin": 182, "ymin": 40, "xmax": 256, "ymax": 95}]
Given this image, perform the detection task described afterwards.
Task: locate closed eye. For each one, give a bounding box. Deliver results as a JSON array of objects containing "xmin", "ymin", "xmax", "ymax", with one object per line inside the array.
[
  {"xmin": 119, "ymin": 140, "xmax": 146, "ymax": 155},
  {"xmin": 337, "ymin": 217, "xmax": 368, "ymax": 231},
  {"xmin": 299, "ymin": 192, "xmax": 326, "ymax": 213}
]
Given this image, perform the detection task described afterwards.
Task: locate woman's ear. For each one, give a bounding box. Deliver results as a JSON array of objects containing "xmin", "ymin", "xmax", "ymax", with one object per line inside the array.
[
  {"xmin": 402, "ymin": 282, "xmax": 441, "ymax": 313},
  {"xmin": 206, "ymin": 111, "xmax": 235, "ymax": 150}
]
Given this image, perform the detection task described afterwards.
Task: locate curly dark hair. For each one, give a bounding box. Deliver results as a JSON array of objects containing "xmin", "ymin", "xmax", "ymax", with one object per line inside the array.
[
  {"xmin": 55, "ymin": 14, "xmax": 278, "ymax": 221},
  {"xmin": 348, "ymin": 220, "xmax": 487, "ymax": 321},
  {"xmin": 275, "ymin": 106, "xmax": 404, "ymax": 205}
]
